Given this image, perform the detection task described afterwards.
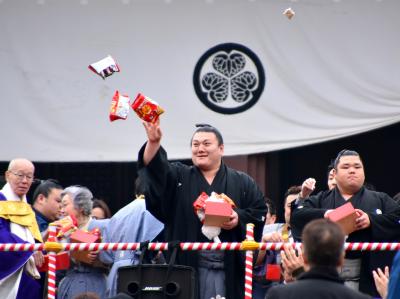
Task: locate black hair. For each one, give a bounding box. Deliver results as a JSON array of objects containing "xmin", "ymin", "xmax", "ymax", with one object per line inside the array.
[
  {"xmin": 92, "ymin": 199, "xmax": 112, "ymax": 219},
  {"xmin": 190, "ymin": 123, "xmax": 224, "ymax": 146},
  {"xmin": 333, "ymin": 149, "xmax": 362, "ymax": 169},
  {"xmin": 134, "ymin": 176, "xmax": 146, "ymax": 196},
  {"xmin": 327, "ymin": 159, "xmax": 335, "ymax": 179},
  {"xmin": 265, "ymin": 197, "xmax": 277, "ymax": 216},
  {"xmin": 284, "ymin": 185, "xmax": 301, "ymax": 205},
  {"xmin": 32, "ymin": 179, "xmax": 63, "ymax": 203},
  {"xmin": 302, "ymin": 219, "xmax": 344, "ymax": 268}
]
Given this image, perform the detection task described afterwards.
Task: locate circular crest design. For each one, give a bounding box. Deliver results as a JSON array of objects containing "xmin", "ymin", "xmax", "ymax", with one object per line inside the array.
[{"xmin": 193, "ymin": 43, "xmax": 265, "ymax": 114}]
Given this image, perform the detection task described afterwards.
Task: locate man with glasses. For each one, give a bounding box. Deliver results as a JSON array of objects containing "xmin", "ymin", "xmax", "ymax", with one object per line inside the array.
[
  {"xmin": 137, "ymin": 120, "xmax": 266, "ymax": 299},
  {"xmin": 290, "ymin": 150, "xmax": 400, "ymax": 297},
  {"xmin": 0, "ymin": 158, "xmax": 43, "ymax": 299}
]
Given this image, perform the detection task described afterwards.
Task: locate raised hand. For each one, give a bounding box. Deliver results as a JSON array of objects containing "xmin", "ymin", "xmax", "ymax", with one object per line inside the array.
[
  {"xmin": 373, "ymin": 266, "xmax": 389, "ymax": 299},
  {"xmin": 143, "ymin": 119, "xmax": 162, "ymax": 165},
  {"xmin": 142, "ymin": 119, "xmax": 162, "ymax": 144},
  {"xmin": 300, "ymin": 178, "xmax": 316, "ymax": 198}
]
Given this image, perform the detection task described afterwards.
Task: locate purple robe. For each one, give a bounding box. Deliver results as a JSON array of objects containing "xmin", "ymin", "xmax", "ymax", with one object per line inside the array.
[{"xmin": 0, "ymin": 193, "xmax": 41, "ymax": 299}]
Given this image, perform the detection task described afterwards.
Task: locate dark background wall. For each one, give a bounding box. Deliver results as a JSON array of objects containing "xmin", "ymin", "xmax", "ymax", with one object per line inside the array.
[{"xmin": 1, "ymin": 122, "xmax": 399, "ymax": 221}]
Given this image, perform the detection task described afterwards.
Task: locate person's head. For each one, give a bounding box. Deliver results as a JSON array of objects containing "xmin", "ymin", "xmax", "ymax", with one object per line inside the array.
[
  {"xmin": 32, "ymin": 179, "xmax": 63, "ymax": 221},
  {"xmin": 284, "ymin": 185, "xmax": 301, "ymax": 225},
  {"xmin": 91, "ymin": 199, "xmax": 111, "ymax": 220},
  {"xmin": 327, "ymin": 161, "xmax": 336, "ymax": 190},
  {"xmin": 61, "ymin": 186, "xmax": 93, "ymax": 220},
  {"xmin": 5, "ymin": 158, "xmax": 35, "ymax": 197},
  {"xmin": 190, "ymin": 124, "xmax": 224, "ymax": 172},
  {"xmin": 333, "ymin": 150, "xmax": 365, "ymax": 195},
  {"xmin": 265, "ymin": 197, "xmax": 277, "ymax": 225},
  {"xmin": 134, "ymin": 176, "xmax": 146, "ymax": 197},
  {"xmin": 302, "ymin": 219, "xmax": 345, "ymax": 269}
]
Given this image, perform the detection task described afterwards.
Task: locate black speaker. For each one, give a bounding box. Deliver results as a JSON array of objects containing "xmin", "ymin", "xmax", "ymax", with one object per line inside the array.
[{"xmin": 117, "ymin": 264, "xmax": 196, "ymax": 299}]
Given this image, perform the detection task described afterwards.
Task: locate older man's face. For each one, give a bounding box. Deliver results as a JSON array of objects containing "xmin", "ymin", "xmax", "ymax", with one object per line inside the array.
[
  {"xmin": 6, "ymin": 160, "xmax": 35, "ymax": 197},
  {"xmin": 334, "ymin": 155, "xmax": 365, "ymax": 194}
]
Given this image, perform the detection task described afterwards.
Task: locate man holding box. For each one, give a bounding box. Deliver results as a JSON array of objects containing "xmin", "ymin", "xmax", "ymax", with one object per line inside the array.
[
  {"xmin": 138, "ymin": 120, "xmax": 266, "ymax": 299},
  {"xmin": 290, "ymin": 149, "xmax": 400, "ymax": 297}
]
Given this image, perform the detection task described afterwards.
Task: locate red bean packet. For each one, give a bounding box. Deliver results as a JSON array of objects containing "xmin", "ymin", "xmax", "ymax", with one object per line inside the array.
[
  {"xmin": 131, "ymin": 93, "xmax": 164, "ymax": 123},
  {"xmin": 88, "ymin": 55, "xmax": 120, "ymax": 79},
  {"xmin": 109, "ymin": 90, "xmax": 131, "ymax": 122}
]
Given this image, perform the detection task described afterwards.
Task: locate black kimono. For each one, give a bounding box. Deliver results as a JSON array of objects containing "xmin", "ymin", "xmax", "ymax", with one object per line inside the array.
[
  {"xmin": 138, "ymin": 145, "xmax": 267, "ymax": 299},
  {"xmin": 290, "ymin": 186, "xmax": 400, "ymax": 297}
]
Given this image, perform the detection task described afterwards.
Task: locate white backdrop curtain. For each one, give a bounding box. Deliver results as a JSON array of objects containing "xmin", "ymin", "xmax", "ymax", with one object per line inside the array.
[{"xmin": 0, "ymin": 0, "xmax": 399, "ymax": 161}]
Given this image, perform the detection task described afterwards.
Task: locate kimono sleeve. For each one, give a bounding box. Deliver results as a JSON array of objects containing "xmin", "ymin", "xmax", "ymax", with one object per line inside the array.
[
  {"xmin": 0, "ymin": 217, "xmax": 32, "ymax": 280},
  {"xmin": 137, "ymin": 143, "xmax": 178, "ymax": 224},
  {"xmin": 388, "ymin": 251, "xmax": 400, "ymax": 299},
  {"xmin": 290, "ymin": 192, "xmax": 329, "ymax": 240},
  {"xmin": 368, "ymin": 193, "xmax": 400, "ymax": 241},
  {"xmin": 234, "ymin": 172, "xmax": 267, "ymax": 242}
]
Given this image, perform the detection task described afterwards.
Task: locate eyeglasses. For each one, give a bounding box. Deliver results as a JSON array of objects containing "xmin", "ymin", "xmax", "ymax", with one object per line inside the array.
[{"xmin": 9, "ymin": 171, "xmax": 34, "ymax": 181}]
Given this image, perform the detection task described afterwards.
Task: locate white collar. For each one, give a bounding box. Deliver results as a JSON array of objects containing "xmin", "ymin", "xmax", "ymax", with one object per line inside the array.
[{"xmin": 1, "ymin": 183, "xmax": 27, "ymax": 202}]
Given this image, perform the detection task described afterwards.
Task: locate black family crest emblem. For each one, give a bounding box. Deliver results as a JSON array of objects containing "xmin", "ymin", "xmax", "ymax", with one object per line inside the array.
[{"xmin": 193, "ymin": 43, "xmax": 265, "ymax": 114}]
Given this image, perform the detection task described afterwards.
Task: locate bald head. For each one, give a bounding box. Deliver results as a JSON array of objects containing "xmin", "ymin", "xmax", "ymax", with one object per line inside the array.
[
  {"xmin": 6, "ymin": 158, "xmax": 35, "ymax": 198},
  {"xmin": 8, "ymin": 158, "xmax": 35, "ymax": 172}
]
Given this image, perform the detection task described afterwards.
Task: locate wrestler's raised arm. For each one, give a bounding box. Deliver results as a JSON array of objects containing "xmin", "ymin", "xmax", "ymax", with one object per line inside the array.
[{"xmin": 142, "ymin": 119, "xmax": 162, "ymax": 166}]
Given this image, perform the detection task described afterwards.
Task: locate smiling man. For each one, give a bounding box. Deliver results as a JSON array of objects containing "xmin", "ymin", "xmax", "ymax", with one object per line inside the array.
[
  {"xmin": 290, "ymin": 150, "xmax": 400, "ymax": 297},
  {"xmin": 137, "ymin": 120, "xmax": 266, "ymax": 299},
  {"xmin": 0, "ymin": 158, "xmax": 43, "ymax": 299}
]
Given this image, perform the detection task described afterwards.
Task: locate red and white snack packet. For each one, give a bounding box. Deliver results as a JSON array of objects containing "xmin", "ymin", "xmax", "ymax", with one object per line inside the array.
[
  {"xmin": 52, "ymin": 214, "xmax": 78, "ymax": 239},
  {"xmin": 131, "ymin": 93, "xmax": 164, "ymax": 123},
  {"xmin": 88, "ymin": 55, "xmax": 120, "ymax": 79},
  {"xmin": 109, "ymin": 91, "xmax": 131, "ymax": 122}
]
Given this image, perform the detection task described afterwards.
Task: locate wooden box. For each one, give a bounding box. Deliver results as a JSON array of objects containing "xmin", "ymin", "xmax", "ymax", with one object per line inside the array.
[
  {"xmin": 204, "ymin": 201, "xmax": 232, "ymax": 227},
  {"xmin": 327, "ymin": 202, "xmax": 357, "ymax": 235}
]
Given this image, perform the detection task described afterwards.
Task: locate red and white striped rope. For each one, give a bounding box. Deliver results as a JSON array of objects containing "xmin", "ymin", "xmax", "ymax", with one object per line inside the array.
[
  {"xmin": 47, "ymin": 226, "xmax": 57, "ymax": 299},
  {"xmin": 244, "ymin": 224, "xmax": 255, "ymax": 299},
  {"xmin": 180, "ymin": 242, "xmax": 242, "ymax": 251},
  {"xmin": 2, "ymin": 242, "xmax": 400, "ymax": 252}
]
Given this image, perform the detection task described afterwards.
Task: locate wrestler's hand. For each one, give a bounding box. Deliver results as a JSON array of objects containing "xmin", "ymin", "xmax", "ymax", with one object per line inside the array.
[
  {"xmin": 143, "ymin": 119, "xmax": 162, "ymax": 144},
  {"xmin": 373, "ymin": 266, "xmax": 389, "ymax": 299},
  {"xmin": 33, "ymin": 251, "xmax": 45, "ymax": 267},
  {"xmin": 355, "ymin": 209, "xmax": 371, "ymax": 230},
  {"xmin": 221, "ymin": 210, "xmax": 239, "ymax": 230},
  {"xmin": 300, "ymin": 178, "xmax": 316, "ymax": 198}
]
